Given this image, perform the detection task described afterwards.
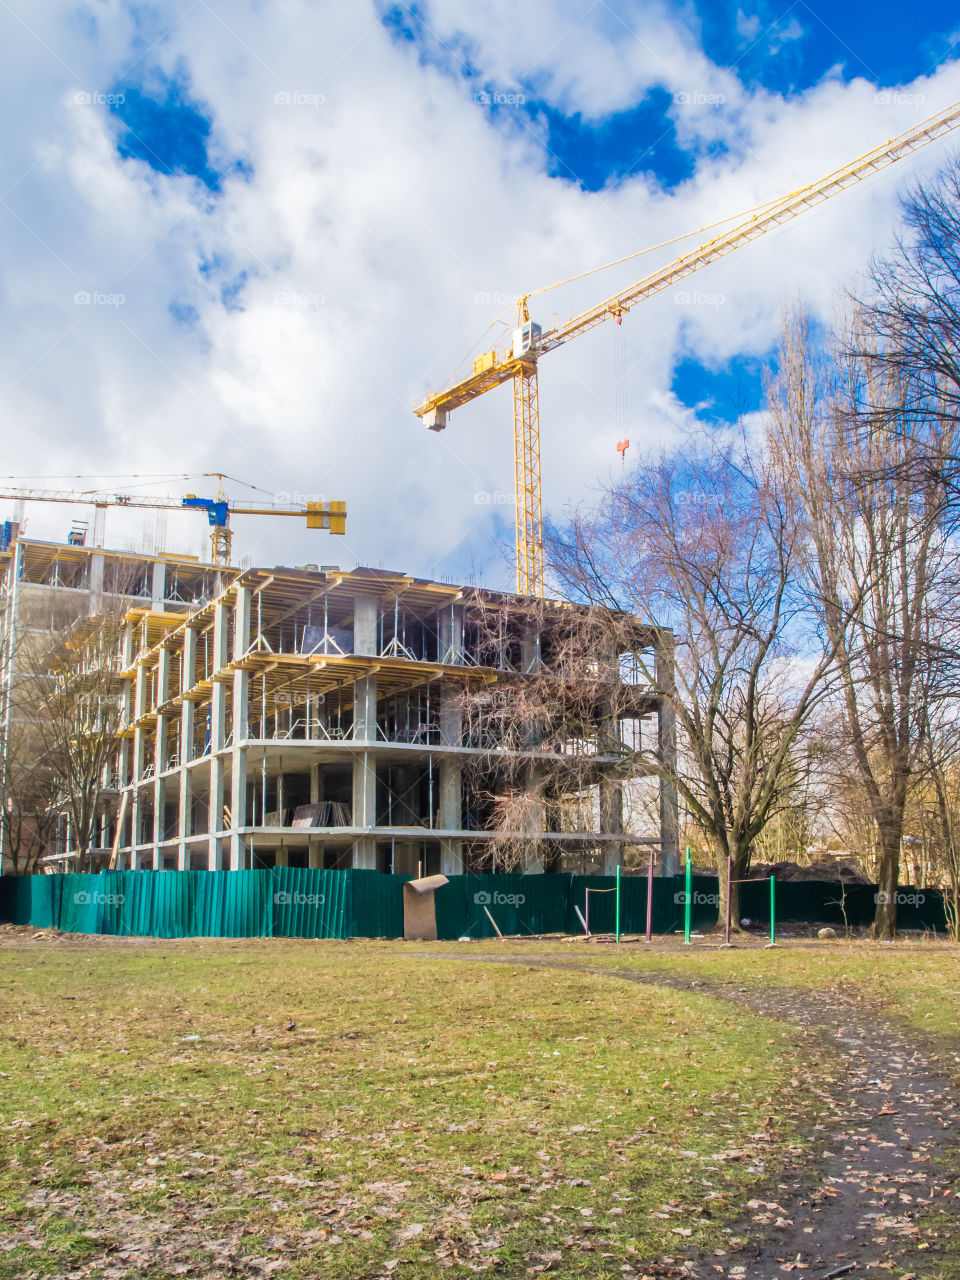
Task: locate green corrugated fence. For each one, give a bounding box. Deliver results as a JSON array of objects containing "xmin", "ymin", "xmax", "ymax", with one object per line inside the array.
[
  {"xmin": 0, "ymin": 869, "xmax": 949, "ymax": 938},
  {"xmin": 1, "ymin": 869, "xmax": 349, "ymax": 939}
]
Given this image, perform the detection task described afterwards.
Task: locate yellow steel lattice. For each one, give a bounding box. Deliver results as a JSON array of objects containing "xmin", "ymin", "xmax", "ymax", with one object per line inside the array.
[{"xmin": 513, "ymin": 365, "xmax": 543, "ymax": 596}]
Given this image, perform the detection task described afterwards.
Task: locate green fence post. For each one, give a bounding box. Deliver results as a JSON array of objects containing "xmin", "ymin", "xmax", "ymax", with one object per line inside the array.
[
  {"xmin": 684, "ymin": 847, "xmax": 692, "ymax": 945},
  {"xmin": 768, "ymin": 874, "xmax": 776, "ymax": 948},
  {"xmin": 615, "ymin": 864, "xmax": 621, "ymax": 943}
]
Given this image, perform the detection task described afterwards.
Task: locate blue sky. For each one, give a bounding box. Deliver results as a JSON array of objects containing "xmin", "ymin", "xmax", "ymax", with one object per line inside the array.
[{"xmin": 0, "ymin": 1, "xmax": 958, "ymax": 585}]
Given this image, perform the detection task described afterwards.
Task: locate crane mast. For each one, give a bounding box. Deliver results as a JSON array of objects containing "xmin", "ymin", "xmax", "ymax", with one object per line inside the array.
[{"xmin": 415, "ymin": 99, "xmax": 960, "ymax": 597}]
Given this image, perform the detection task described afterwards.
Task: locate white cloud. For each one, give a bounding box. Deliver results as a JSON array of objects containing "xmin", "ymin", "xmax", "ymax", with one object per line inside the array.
[{"xmin": 0, "ymin": 1, "xmax": 959, "ymax": 589}]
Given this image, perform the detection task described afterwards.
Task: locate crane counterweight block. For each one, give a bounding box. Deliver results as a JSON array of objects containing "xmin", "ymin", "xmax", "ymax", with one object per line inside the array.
[{"xmin": 307, "ymin": 501, "xmax": 347, "ymax": 534}]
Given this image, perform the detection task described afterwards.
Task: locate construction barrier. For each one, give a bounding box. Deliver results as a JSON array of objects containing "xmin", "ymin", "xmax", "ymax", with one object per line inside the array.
[{"xmin": 0, "ymin": 869, "xmax": 949, "ymax": 938}]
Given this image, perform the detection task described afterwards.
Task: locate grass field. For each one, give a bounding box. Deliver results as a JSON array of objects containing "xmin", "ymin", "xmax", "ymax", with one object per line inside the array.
[
  {"xmin": 481, "ymin": 934, "xmax": 960, "ymax": 1037},
  {"xmin": 0, "ymin": 933, "xmax": 957, "ymax": 1278}
]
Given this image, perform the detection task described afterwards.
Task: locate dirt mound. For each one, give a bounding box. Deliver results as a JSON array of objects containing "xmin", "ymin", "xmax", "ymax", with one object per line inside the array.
[
  {"xmin": 749, "ymin": 858, "xmax": 870, "ymax": 883},
  {"xmin": 689, "ymin": 859, "xmax": 870, "ymax": 884}
]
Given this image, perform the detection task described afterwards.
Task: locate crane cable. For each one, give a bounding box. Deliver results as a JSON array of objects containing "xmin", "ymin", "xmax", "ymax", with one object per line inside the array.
[
  {"xmin": 519, "ymin": 191, "xmax": 791, "ymax": 306},
  {"xmin": 613, "ymin": 320, "xmax": 628, "ymax": 458},
  {"xmin": 447, "ymin": 192, "xmax": 790, "ymax": 380}
]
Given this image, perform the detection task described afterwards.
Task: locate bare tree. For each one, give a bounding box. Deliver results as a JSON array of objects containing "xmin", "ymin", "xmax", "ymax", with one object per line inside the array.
[
  {"xmin": 20, "ymin": 611, "xmax": 128, "ymax": 873},
  {"xmin": 750, "ymin": 737, "xmax": 825, "ymax": 866},
  {"xmin": 547, "ymin": 429, "xmax": 836, "ymax": 927},
  {"xmin": 0, "ymin": 715, "xmax": 60, "ymax": 874},
  {"xmin": 457, "ymin": 595, "xmax": 643, "ymax": 873},
  {"xmin": 909, "ymin": 704, "xmax": 960, "ymax": 940},
  {"xmin": 857, "ymin": 156, "xmax": 960, "ymax": 481},
  {"xmin": 768, "ymin": 311, "xmax": 960, "ymax": 938}
]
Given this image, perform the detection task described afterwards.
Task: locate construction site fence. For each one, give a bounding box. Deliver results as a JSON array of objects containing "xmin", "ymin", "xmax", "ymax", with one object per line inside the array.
[{"xmin": 0, "ymin": 869, "xmax": 949, "ymax": 939}]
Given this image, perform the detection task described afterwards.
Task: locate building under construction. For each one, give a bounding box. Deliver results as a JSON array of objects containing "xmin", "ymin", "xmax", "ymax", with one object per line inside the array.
[{"xmin": 0, "ymin": 528, "xmax": 679, "ymax": 876}]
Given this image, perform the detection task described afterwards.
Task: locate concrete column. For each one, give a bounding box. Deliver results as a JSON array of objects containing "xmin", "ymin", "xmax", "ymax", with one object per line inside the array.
[
  {"xmin": 122, "ymin": 619, "xmax": 134, "ymax": 668},
  {"xmin": 177, "ymin": 767, "xmax": 192, "ymax": 870},
  {"xmin": 352, "ymin": 749, "xmax": 377, "ymax": 868},
  {"xmin": 521, "ymin": 619, "xmax": 542, "ymax": 674},
  {"xmin": 309, "ymin": 763, "xmax": 324, "ymax": 804},
  {"xmin": 151, "ymin": 559, "xmax": 166, "ymax": 606},
  {"xmin": 209, "ymin": 756, "xmax": 224, "ymax": 870},
  {"xmin": 152, "ymin": 648, "xmax": 170, "ymax": 869},
  {"xmin": 309, "ymin": 841, "xmax": 323, "ymax": 869},
  {"xmin": 438, "ymin": 756, "xmax": 463, "ymax": 875},
  {"xmin": 439, "ymin": 682, "xmax": 462, "ymax": 746},
  {"xmin": 351, "ymin": 671, "xmax": 378, "ymax": 868},
  {"xmin": 232, "ymin": 587, "xmax": 251, "ymax": 737},
  {"xmin": 523, "ymin": 764, "xmax": 545, "ymax": 873},
  {"xmin": 656, "ymin": 629, "xmax": 680, "ymax": 877},
  {"xmin": 439, "ymin": 679, "xmax": 464, "ymax": 870},
  {"xmin": 599, "ymin": 774, "xmax": 624, "ymax": 876},
  {"xmin": 177, "ymin": 629, "xmax": 196, "ymax": 871},
  {"xmin": 208, "ymin": 600, "xmax": 229, "ymax": 870},
  {"xmin": 209, "ymin": 602, "xmax": 228, "ymax": 752},
  {"xmin": 131, "ymin": 662, "xmax": 146, "ymax": 869},
  {"xmin": 89, "ymin": 553, "xmax": 104, "ymax": 605},
  {"xmin": 353, "ymin": 673, "xmax": 377, "ymax": 743},
  {"xmin": 228, "ymin": 588, "xmax": 251, "ymax": 870},
  {"xmin": 354, "ymin": 594, "xmax": 378, "ymax": 656},
  {"xmin": 229, "ymin": 749, "xmax": 248, "ymax": 870}
]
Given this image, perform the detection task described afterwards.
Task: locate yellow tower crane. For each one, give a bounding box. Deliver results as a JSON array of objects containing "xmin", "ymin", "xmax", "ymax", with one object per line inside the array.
[
  {"xmin": 0, "ymin": 471, "xmax": 346, "ymax": 566},
  {"xmin": 415, "ymin": 100, "xmax": 960, "ymax": 597}
]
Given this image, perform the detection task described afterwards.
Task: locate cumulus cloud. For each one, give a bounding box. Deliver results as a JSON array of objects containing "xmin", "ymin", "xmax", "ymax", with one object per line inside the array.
[{"xmin": 0, "ymin": 1, "xmax": 959, "ymax": 588}]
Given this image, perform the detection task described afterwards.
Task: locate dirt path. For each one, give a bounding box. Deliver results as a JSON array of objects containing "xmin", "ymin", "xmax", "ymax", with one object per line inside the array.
[{"xmin": 432, "ymin": 954, "xmax": 960, "ymax": 1279}]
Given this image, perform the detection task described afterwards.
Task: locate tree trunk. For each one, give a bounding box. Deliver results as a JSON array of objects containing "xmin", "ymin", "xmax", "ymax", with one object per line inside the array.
[
  {"xmin": 715, "ymin": 848, "xmax": 750, "ymax": 934},
  {"xmin": 872, "ymin": 829, "xmax": 901, "ymax": 940}
]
